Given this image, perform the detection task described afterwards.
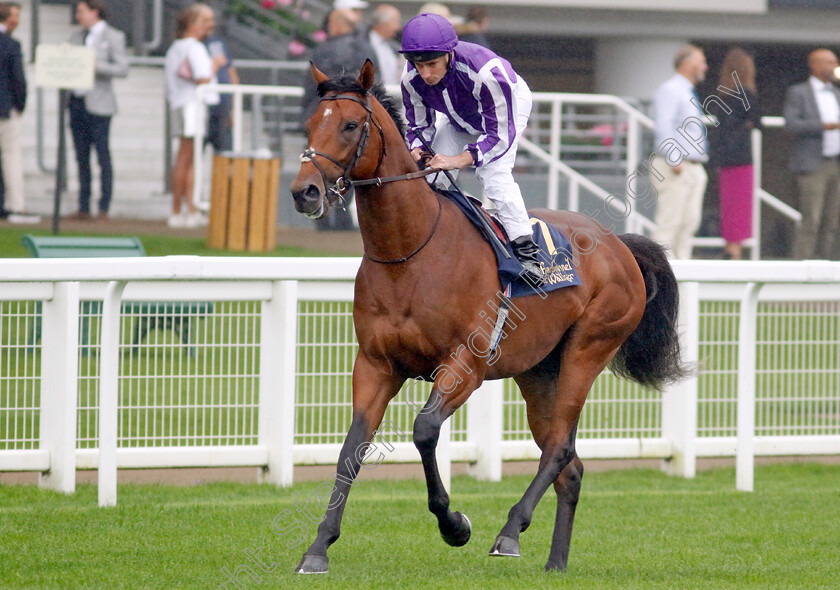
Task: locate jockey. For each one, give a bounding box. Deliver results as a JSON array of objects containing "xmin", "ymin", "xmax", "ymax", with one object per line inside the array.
[{"xmin": 399, "ymin": 12, "xmax": 543, "ymax": 284}]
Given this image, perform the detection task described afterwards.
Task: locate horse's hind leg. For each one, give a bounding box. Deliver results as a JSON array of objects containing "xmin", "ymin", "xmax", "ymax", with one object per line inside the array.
[
  {"xmin": 413, "ymin": 373, "xmax": 480, "ymax": 547},
  {"xmin": 491, "ymin": 336, "xmax": 620, "ymax": 570},
  {"xmin": 489, "ymin": 371, "xmax": 570, "ymax": 559}
]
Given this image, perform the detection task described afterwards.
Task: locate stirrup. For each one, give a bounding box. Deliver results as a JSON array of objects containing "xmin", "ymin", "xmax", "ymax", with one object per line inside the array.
[
  {"xmin": 511, "ymin": 235, "xmax": 544, "ymax": 286},
  {"xmin": 519, "ymin": 259, "xmax": 544, "ymax": 286}
]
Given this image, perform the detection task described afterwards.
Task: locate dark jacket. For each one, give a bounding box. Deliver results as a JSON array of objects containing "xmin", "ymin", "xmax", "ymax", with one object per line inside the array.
[
  {"xmin": 301, "ymin": 32, "xmax": 380, "ymax": 124},
  {"xmin": 710, "ymin": 88, "xmax": 761, "ymax": 169},
  {"xmin": 0, "ymin": 32, "xmax": 27, "ymax": 118},
  {"xmin": 783, "ymin": 80, "xmax": 840, "ymax": 174}
]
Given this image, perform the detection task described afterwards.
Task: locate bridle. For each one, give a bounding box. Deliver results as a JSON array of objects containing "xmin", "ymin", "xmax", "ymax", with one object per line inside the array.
[
  {"xmin": 299, "ymin": 92, "xmax": 443, "ymax": 264},
  {"xmin": 299, "ymin": 93, "xmax": 384, "ymax": 209}
]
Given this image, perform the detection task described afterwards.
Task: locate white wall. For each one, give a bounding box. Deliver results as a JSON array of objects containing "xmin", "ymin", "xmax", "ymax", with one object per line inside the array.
[{"xmin": 595, "ymin": 38, "xmax": 687, "ymax": 101}]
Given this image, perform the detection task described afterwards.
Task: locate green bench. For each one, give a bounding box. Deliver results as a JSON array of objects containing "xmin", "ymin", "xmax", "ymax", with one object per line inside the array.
[{"xmin": 23, "ymin": 235, "xmax": 212, "ymax": 357}]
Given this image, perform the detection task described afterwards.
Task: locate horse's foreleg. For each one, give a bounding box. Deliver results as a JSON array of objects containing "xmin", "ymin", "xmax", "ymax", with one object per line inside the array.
[
  {"xmin": 295, "ymin": 356, "xmax": 402, "ymax": 574},
  {"xmin": 546, "ymin": 453, "xmax": 584, "ymax": 571},
  {"xmin": 413, "ymin": 377, "xmax": 478, "ymax": 547}
]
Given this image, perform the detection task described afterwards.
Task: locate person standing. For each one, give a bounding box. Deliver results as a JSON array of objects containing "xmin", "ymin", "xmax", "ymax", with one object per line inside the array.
[
  {"xmin": 399, "ymin": 13, "xmax": 542, "ymax": 282},
  {"xmin": 784, "ymin": 48, "xmax": 840, "ymax": 260},
  {"xmin": 203, "ymin": 21, "xmax": 239, "ymax": 152},
  {"xmin": 650, "ymin": 45, "xmax": 709, "ymax": 260},
  {"xmin": 301, "ymin": 8, "xmax": 379, "ymax": 122},
  {"xmin": 165, "ymin": 3, "xmax": 224, "ymax": 228},
  {"xmin": 367, "ymin": 4, "xmax": 402, "ymax": 87},
  {"xmin": 458, "ymin": 6, "xmax": 491, "ymax": 49},
  {"xmin": 66, "ymin": 0, "xmax": 128, "ymax": 221},
  {"xmin": 0, "ymin": 2, "xmax": 36, "ymax": 224},
  {"xmin": 711, "ymin": 48, "xmax": 761, "ymax": 260}
]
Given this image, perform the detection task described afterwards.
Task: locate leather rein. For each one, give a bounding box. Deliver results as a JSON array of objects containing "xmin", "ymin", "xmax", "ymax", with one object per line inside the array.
[{"xmin": 299, "ymin": 93, "xmax": 442, "ymax": 265}]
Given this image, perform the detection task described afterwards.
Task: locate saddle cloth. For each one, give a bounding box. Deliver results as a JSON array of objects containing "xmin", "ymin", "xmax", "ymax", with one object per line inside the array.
[{"xmin": 438, "ymin": 189, "xmax": 581, "ymax": 298}]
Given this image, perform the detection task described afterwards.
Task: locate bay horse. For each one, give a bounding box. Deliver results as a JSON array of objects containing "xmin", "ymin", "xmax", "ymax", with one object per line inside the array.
[{"xmin": 290, "ymin": 60, "xmax": 686, "ymax": 574}]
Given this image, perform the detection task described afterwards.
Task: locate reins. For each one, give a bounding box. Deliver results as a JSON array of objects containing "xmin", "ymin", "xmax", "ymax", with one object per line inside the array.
[
  {"xmin": 300, "ymin": 93, "xmax": 441, "ymax": 207},
  {"xmin": 363, "ymin": 192, "xmax": 443, "ymax": 264},
  {"xmin": 300, "ymin": 92, "xmax": 444, "ymax": 265}
]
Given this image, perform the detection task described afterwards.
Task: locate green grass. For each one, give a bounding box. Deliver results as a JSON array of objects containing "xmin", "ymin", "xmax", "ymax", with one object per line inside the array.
[
  {"xmin": 0, "ymin": 227, "xmax": 342, "ymax": 258},
  {"xmin": 1, "ymin": 463, "xmax": 838, "ymax": 589}
]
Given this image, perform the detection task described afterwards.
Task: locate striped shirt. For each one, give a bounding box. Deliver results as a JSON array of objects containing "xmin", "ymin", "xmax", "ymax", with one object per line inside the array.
[{"xmin": 401, "ymin": 41, "xmax": 521, "ymax": 167}]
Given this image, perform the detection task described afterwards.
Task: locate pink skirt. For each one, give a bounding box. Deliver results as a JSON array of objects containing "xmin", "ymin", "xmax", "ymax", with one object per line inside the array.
[{"xmin": 718, "ymin": 164, "xmax": 753, "ymax": 242}]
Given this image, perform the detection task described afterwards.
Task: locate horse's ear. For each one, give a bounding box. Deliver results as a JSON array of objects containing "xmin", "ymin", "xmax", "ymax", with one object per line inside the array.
[
  {"xmin": 310, "ymin": 61, "xmax": 329, "ymax": 85},
  {"xmin": 358, "ymin": 59, "xmax": 375, "ymax": 90}
]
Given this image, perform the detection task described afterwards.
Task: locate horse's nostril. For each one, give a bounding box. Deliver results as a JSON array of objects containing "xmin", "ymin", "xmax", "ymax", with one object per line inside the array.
[
  {"xmin": 304, "ymin": 184, "xmax": 321, "ymax": 200},
  {"xmin": 292, "ymin": 184, "xmax": 322, "ymax": 204}
]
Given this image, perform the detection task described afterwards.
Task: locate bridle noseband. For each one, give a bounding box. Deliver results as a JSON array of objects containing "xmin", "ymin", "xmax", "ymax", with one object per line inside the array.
[{"xmin": 299, "ymin": 91, "xmax": 443, "ymax": 265}]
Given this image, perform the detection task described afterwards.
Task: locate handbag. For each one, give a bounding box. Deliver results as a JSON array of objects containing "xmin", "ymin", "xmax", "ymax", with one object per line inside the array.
[{"xmin": 176, "ymin": 57, "xmax": 194, "ymax": 82}]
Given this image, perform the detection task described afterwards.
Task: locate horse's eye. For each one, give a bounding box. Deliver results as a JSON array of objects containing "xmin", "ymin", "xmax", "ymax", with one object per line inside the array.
[{"xmin": 345, "ymin": 122, "xmax": 359, "ymax": 132}]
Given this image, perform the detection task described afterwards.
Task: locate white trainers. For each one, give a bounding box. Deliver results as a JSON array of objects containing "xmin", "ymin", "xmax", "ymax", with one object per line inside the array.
[
  {"xmin": 167, "ymin": 212, "xmax": 187, "ymax": 228},
  {"xmin": 8, "ymin": 212, "xmax": 41, "ymax": 224},
  {"xmin": 184, "ymin": 211, "xmax": 208, "ymax": 228}
]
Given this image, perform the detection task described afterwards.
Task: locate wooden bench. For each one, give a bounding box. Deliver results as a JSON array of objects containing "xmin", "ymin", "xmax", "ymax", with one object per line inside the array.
[{"xmin": 23, "ymin": 235, "xmax": 212, "ymax": 357}]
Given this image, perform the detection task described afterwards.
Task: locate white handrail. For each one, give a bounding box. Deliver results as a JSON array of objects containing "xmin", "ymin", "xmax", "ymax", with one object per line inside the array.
[
  {"xmin": 188, "ymin": 84, "xmax": 799, "ymax": 258},
  {"xmin": 519, "ymin": 136, "xmax": 657, "ymax": 233}
]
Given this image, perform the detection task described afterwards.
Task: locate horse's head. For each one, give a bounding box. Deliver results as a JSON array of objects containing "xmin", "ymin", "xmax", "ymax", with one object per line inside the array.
[{"xmin": 291, "ymin": 59, "xmax": 385, "ymax": 219}]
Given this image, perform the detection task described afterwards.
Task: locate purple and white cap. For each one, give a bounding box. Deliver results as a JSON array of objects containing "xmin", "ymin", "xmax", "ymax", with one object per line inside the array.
[{"xmin": 399, "ymin": 13, "xmax": 458, "ymax": 56}]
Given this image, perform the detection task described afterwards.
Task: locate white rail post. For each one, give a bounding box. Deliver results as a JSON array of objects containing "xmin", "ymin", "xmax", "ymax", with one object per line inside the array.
[
  {"xmin": 259, "ymin": 280, "xmax": 298, "ymax": 486},
  {"xmin": 625, "ymin": 115, "xmax": 640, "ymax": 235},
  {"xmin": 192, "ymin": 88, "xmax": 208, "ymax": 210},
  {"xmin": 548, "ymin": 99, "xmax": 562, "ymax": 210},
  {"xmin": 737, "ymin": 282, "xmax": 762, "ymax": 492},
  {"xmin": 661, "ymin": 281, "xmax": 699, "ymax": 478},
  {"xmin": 626, "ymin": 114, "xmax": 639, "ymax": 182},
  {"xmin": 466, "ymin": 379, "xmax": 503, "ymax": 481},
  {"xmin": 751, "ymin": 128, "xmax": 762, "ymax": 261},
  {"xmin": 39, "ymin": 281, "xmax": 80, "ymax": 494},
  {"xmin": 232, "ymin": 89, "xmax": 244, "ymax": 153},
  {"xmin": 99, "ymin": 280, "xmax": 126, "ymax": 507}
]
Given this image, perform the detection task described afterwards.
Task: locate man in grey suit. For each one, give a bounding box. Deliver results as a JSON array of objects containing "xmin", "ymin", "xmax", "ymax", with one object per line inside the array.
[
  {"xmin": 784, "ymin": 48, "xmax": 840, "ymax": 259},
  {"xmin": 66, "ymin": 0, "xmax": 128, "ymax": 220}
]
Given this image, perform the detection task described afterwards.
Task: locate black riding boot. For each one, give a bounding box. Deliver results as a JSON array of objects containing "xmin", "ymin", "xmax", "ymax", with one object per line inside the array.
[{"xmin": 511, "ymin": 235, "xmax": 544, "ymax": 285}]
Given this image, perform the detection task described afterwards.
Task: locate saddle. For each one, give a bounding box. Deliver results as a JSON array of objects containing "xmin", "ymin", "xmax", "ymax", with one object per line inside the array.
[{"xmin": 435, "ymin": 188, "xmax": 582, "ymax": 298}]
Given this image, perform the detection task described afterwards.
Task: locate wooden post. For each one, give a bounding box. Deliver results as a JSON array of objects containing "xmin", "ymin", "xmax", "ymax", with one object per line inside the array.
[{"xmin": 207, "ymin": 154, "xmax": 280, "ymax": 252}]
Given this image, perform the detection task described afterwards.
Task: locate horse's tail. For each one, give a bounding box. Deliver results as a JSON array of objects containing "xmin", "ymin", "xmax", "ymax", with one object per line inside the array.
[{"xmin": 609, "ymin": 233, "xmax": 691, "ymax": 390}]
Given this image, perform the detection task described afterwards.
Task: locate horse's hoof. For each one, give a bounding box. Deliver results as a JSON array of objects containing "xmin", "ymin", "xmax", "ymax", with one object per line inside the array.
[
  {"xmin": 488, "ymin": 535, "xmax": 520, "ymax": 557},
  {"xmin": 295, "ymin": 554, "xmax": 329, "ymax": 574},
  {"xmin": 441, "ymin": 512, "xmax": 472, "ymax": 547},
  {"xmin": 545, "ymin": 561, "xmax": 568, "ymax": 573}
]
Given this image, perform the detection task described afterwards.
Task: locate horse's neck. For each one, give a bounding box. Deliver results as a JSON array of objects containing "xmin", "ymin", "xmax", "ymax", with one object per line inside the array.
[{"xmin": 354, "ymin": 145, "xmax": 442, "ymax": 262}]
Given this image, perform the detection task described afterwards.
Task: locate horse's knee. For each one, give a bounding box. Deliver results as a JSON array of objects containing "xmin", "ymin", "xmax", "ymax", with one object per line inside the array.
[
  {"xmin": 413, "ymin": 412, "xmax": 441, "ymax": 453},
  {"xmin": 554, "ymin": 455, "xmax": 584, "ymax": 502},
  {"xmin": 542, "ymin": 441, "xmax": 576, "ymax": 474}
]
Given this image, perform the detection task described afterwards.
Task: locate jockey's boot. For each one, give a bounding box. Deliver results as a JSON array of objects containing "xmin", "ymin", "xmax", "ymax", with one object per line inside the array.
[{"xmin": 511, "ymin": 235, "xmax": 544, "ymax": 285}]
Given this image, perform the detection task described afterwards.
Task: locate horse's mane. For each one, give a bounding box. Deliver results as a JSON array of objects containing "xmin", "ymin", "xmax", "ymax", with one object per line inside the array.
[{"xmin": 316, "ymin": 76, "xmax": 406, "ymax": 137}]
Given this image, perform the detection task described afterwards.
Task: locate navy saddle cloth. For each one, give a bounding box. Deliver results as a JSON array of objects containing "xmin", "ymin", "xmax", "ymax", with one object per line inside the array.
[{"xmin": 438, "ymin": 189, "xmax": 581, "ymax": 298}]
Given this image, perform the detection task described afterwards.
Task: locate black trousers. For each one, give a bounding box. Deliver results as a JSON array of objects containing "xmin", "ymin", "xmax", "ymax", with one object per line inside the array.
[
  {"xmin": 69, "ymin": 96, "xmax": 113, "ymax": 214},
  {"xmin": 207, "ymin": 101, "xmax": 232, "ymax": 153}
]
